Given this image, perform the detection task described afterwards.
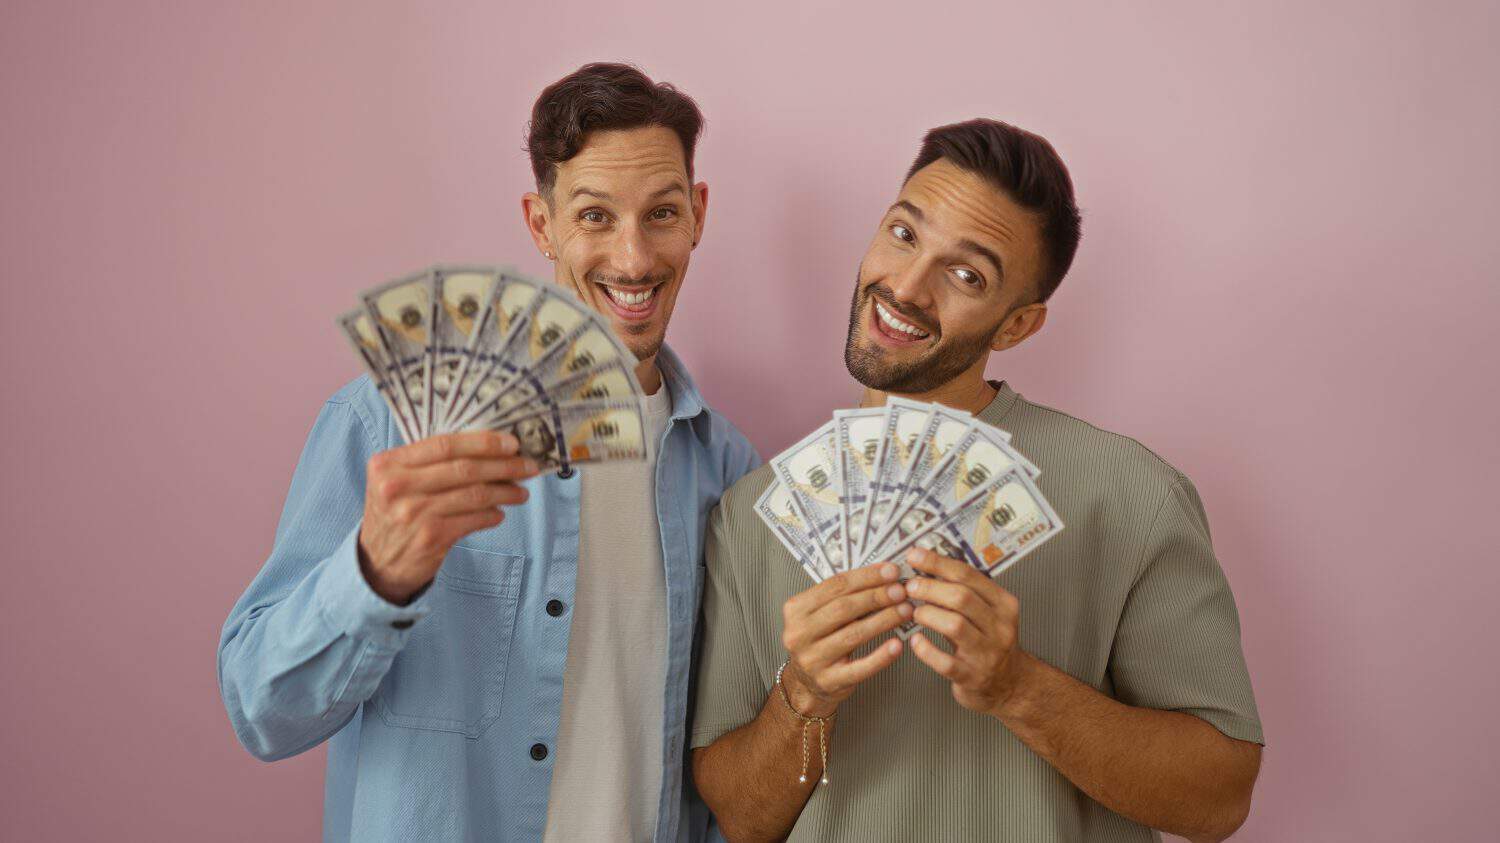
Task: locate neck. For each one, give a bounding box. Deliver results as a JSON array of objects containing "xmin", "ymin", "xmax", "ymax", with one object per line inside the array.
[
  {"xmin": 859, "ymin": 367, "xmax": 998, "ymax": 415},
  {"xmin": 635, "ymin": 355, "xmax": 663, "ymax": 396}
]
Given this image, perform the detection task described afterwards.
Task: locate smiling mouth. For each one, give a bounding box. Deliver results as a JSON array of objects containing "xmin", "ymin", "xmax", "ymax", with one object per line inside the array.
[
  {"xmin": 871, "ymin": 298, "xmax": 932, "ymax": 341},
  {"xmin": 596, "ymin": 281, "xmax": 664, "ymax": 319}
]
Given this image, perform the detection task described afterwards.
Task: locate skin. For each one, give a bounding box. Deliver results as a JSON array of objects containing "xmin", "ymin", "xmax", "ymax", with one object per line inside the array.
[
  {"xmin": 360, "ymin": 125, "xmax": 709, "ymax": 602},
  {"xmin": 694, "ymin": 159, "xmax": 1262, "ymax": 842},
  {"xmin": 358, "ymin": 431, "xmax": 540, "ymax": 604},
  {"xmin": 522, "ymin": 126, "xmax": 708, "ymax": 396}
]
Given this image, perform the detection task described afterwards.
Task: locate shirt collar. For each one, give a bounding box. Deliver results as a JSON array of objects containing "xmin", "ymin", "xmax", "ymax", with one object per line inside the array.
[
  {"xmin": 654, "ymin": 343, "xmax": 709, "ymax": 423},
  {"xmin": 977, "ymin": 379, "xmax": 1021, "ymax": 427}
]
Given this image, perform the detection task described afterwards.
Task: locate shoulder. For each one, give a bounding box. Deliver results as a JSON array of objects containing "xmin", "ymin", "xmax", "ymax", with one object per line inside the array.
[
  {"xmin": 1005, "ymin": 393, "xmax": 1194, "ymax": 502},
  {"xmin": 690, "ymin": 404, "xmax": 762, "ymax": 483},
  {"xmin": 322, "ymin": 374, "xmax": 395, "ymax": 452}
]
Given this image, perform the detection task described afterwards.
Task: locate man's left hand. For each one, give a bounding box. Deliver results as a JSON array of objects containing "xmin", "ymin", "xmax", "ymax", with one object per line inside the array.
[{"xmin": 904, "ymin": 547, "xmax": 1030, "ymax": 716}]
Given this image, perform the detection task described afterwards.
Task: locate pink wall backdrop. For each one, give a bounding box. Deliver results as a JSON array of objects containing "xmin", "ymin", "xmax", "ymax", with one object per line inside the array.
[{"xmin": 3, "ymin": 1, "xmax": 1497, "ymax": 839}]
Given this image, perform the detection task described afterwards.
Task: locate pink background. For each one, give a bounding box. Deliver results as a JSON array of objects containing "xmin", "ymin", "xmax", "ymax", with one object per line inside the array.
[{"xmin": 3, "ymin": 1, "xmax": 1497, "ymax": 840}]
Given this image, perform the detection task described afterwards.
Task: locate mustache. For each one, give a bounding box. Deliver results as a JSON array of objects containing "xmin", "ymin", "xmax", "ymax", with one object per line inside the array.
[
  {"xmin": 587, "ymin": 269, "xmax": 673, "ymax": 289},
  {"xmin": 864, "ymin": 282, "xmax": 937, "ymax": 334}
]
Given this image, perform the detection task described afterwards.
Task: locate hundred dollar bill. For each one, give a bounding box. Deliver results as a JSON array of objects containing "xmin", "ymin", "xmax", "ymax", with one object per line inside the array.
[
  {"xmin": 854, "ymin": 399, "xmax": 931, "ymax": 563},
  {"xmin": 336, "ymin": 309, "xmax": 418, "ymax": 443},
  {"xmin": 362, "ymin": 269, "xmax": 435, "ymax": 438},
  {"xmin": 862, "ymin": 404, "xmax": 974, "ymax": 563},
  {"xmin": 463, "ymin": 320, "xmax": 632, "ymax": 429},
  {"xmin": 449, "ymin": 288, "xmax": 590, "ymax": 430},
  {"xmin": 484, "ymin": 397, "xmax": 647, "ymax": 468},
  {"xmin": 873, "ymin": 466, "xmax": 1063, "ymax": 579},
  {"xmin": 477, "ymin": 355, "xmax": 641, "ymax": 432},
  {"xmin": 442, "ymin": 275, "xmax": 544, "ymax": 428},
  {"xmin": 768, "ymin": 421, "xmax": 847, "ymax": 574},
  {"xmin": 430, "ymin": 265, "xmax": 499, "ymax": 430},
  {"xmin": 833, "ymin": 408, "xmax": 885, "ymax": 575},
  {"xmin": 755, "ymin": 479, "xmax": 834, "ymax": 582},
  {"xmin": 863, "ymin": 420, "xmax": 1031, "ymax": 568}
]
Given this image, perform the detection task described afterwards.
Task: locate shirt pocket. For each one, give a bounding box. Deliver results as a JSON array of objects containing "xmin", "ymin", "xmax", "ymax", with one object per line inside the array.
[{"xmin": 373, "ymin": 545, "xmax": 524, "ymax": 738}]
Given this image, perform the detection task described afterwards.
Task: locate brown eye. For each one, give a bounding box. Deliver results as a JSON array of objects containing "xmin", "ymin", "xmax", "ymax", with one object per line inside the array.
[
  {"xmin": 458, "ymin": 296, "xmax": 478, "ymax": 317},
  {"xmin": 954, "ymin": 268, "xmax": 983, "ymax": 287},
  {"xmin": 582, "ymin": 210, "xmax": 607, "ymax": 224},
  {"xmin": 890, "ymin": 224, "xmax": 914, "ymax": 243},
  {"xmin": 400, "ymin": 306, "xmax": 421, "ymax": 327}
]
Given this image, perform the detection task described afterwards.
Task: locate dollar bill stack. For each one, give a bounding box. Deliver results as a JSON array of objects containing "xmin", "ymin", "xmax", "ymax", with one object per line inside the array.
[
  {"xmin": 759, "ymin": 399, "xmax": 1064, "ymax": 599},
  {"xmin": 338, "ymin": 265, "xmax": 647, "ymax": 473}
]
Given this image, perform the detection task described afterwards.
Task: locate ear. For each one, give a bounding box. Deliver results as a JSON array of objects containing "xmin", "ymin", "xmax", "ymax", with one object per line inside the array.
[
  {"xmin": 991, "ymin": 301, "xmax": 1048, "ymax": 352},
  {"xmin": 521, "ymin": 192, "xmax": 553, "ymax": 258},
  {"xmin": 690, "ymin": 181, "xmax": 709, "ymax": 248}
]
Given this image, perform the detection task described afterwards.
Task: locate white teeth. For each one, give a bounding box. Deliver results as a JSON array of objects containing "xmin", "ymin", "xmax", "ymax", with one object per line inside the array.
[
  {"xmin": 875, "ymin": 300, "xmax": 929, "ymax": 338},
  {"xmin": 605, "ymin": 286, "xmax": 656, "ymax": 306}
]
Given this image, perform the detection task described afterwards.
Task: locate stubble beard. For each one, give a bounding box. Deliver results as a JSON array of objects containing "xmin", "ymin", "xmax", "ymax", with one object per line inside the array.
[{"xmin": 842, "ymin": 272, "xmax": 997, "ymax": 394}]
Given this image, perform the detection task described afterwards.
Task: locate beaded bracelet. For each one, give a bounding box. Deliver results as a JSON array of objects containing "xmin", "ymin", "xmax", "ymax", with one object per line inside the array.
[{"xmin": 775, "ymin": 658, "xmax": 834, "ymax": 785}]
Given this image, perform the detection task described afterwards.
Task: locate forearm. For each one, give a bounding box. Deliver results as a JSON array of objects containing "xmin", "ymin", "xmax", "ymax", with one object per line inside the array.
[
  {"xmin": 994, "ymin": 653, "xmax": 1260, "ymax": 842},
  {"xmin": 693, "ymin": 692, "xmax": 828, "ymax": 842},
  {"xmin": 218, "ymin": 529, "xmax": 424, "ymax": 760}
]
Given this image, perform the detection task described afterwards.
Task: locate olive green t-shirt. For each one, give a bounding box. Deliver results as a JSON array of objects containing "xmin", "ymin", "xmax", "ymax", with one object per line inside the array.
[{"xmin": 691, "ymin": 383, "xmax": 1263, "ymax": 842}]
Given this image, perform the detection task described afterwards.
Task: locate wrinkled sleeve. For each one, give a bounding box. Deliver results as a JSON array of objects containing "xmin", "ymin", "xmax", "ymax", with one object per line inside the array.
[
  {"xmin": 1107, "ymin": 473, "xmax": 1264, "ymax": 745},
  {"xmin": 217, "ymin": 393, "xmax": 434, "ymax": 761}
]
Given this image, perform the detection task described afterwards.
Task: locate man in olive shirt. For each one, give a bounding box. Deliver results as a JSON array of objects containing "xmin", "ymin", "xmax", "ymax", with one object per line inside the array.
[{"xmin": 691, "ymin": 119, "xmax": 1263, "ymax": 842}]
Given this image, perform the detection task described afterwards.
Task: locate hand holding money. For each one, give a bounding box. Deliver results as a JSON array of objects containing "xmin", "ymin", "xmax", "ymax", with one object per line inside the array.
[
  {"xmin": 779, "ymin": 563, "xmax": 912, "ymax": 717},
  {"xmin": 357, "ymin": 431, "xmax": 540, "ymax": 604},
  {"xmin": 904, "ymin": 547, "xmax": 1029, "ymax": 716}
]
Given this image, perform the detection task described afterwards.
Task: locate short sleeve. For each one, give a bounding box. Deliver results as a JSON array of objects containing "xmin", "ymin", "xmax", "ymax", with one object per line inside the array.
[
  {"xmin": 1107, "ymin": 474, "xmax": 1265, "ymax": 745},
  {"xmin": 690, "ymin": 502, "xmax": 768, "ymax": 749}
]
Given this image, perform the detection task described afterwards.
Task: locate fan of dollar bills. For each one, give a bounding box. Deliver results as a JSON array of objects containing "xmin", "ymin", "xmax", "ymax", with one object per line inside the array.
[
  {"xmin": 758, "ymin": 398, "xmax": 1064, "ymax": 588},
  {"xmin": 337, "ymin": 265, "xmax": 647, "ymax": 472}
]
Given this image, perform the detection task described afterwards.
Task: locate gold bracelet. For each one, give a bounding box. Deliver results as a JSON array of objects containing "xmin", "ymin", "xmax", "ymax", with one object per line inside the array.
[{"xmin": 775, "ymin": 658, "xmax": 834, "ymax": 785}]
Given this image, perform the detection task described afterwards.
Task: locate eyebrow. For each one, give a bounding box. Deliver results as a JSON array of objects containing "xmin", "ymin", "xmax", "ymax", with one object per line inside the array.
[
  {"xmin": 890, "ymin": 201, "xmax": 1005, "ymax": 279},
  {"xmin": 569, "ymin": 183, "xmax": 687, "ymax": 202},
  {"xmin": 958, "ymin": 238, "xmax": 1005, "ymax": 279}
]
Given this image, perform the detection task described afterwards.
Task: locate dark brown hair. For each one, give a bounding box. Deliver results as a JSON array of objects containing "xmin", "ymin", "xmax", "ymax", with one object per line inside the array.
[
  {"xmin": 906, "ymin": 119, "xmax": 1082, "ymax": 302},
  {"xmin": 526, "ymin": 62, "xmax": 704, "ymax": 197}
]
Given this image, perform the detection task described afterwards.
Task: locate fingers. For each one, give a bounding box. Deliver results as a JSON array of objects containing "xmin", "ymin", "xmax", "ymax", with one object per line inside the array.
[
  {"xmin": 905, "ymin": 576, "xmax": 993, "ymax": 627},
  {"xmin": 439, "ymin": 508, "xmax": 507, "ymax": 542},
  {"xmin": 803, "ymin": 580, "xmax": 908, "ymax": 642},
  {"xmin": 818, "ymin": 635, "xmax": 904, "ymax": 690},
  {"xmin": 909, "ymin": 631, "xmax": 973, "ymax": 683},
  {"xmin": 386, "ymin": 431, "xmax": 521, "ymax": 468},
  {"xmin": 802, "ymin": 602, "xmax": 914, "ymax": 668},
  {"xmin": 785, "ymin": 563, "xmax": 901, "ymax": 620},
  {"xmin": 398, "ymin": 456, "xmax": 541, "ymax": 495},
  {"xmin": 912, "ymin": 603, "xmax": 983, "ymax": 645},
  {"xmin": 907, "ymin": 548, "xmax": 1002, "ymax": 608},
  {"xmin": 426, "ymin": 481, "xmax": 531, "ymax": 517}
]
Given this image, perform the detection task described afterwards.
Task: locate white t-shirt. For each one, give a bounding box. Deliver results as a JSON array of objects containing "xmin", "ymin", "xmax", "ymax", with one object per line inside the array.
[{"xmin": 543, "ymin": 382, "xmax": 674, "ymax": 842}]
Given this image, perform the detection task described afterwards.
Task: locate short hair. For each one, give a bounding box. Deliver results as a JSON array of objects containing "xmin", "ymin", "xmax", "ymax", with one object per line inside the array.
[
  {"xmin": 525, "ymin": 62, "xmax": 705, "ymax": 197},
  {"xmin": 905, "ymin": 119, "xmax": 1081, "ymax": 302}
]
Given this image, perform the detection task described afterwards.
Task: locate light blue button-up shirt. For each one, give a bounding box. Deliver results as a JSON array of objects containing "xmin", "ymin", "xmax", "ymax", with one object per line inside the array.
[{"xmin": 218, "ymin": 345, "xmax": 759, "ymax": 842}]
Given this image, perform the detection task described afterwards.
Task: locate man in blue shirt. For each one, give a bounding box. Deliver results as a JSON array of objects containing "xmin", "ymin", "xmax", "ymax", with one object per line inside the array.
[{"xmin": 218, "ymin": 63, "xmax": 758, "ymax": 842}]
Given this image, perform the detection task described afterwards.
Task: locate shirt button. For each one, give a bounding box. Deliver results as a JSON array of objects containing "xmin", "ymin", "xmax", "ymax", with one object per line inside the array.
[
  {"xmin": 546, "ymin": 599, "xmax": 566, "ymax": 617},
  {"xmin": 530, "ymin": 743, "xmax": 549, "ymax": 761}
]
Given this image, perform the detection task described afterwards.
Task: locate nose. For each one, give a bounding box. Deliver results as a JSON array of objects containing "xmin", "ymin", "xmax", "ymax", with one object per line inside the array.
[
  {"xmin": 610, "ymin": 222, "xmax": 655, "ymax": 282},
  {"xmin": 884, "ymin": 253, "xmax": 937, "ymax": 311}
]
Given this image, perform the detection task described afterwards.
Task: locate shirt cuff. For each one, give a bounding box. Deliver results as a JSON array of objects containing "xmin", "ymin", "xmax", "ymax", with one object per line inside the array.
[{"xmin": 314, "ymin": 522, "xmax": 434, "ymax": 652}]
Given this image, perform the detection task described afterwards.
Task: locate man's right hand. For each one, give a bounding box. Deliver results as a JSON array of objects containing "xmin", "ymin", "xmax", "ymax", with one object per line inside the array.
[
  {"xmin": 779, "ymin": 562, "xmax": 912, "ymax": 717},
  {"xmin": 357, "ymin": 430, "xmax": 541, "ymax": 604}
]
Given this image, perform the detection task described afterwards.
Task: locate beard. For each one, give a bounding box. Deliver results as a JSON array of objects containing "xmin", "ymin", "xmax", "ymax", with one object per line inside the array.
[{"xmin": 843, "ymin": 273, "xmax": 998, "ymax": 394}]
